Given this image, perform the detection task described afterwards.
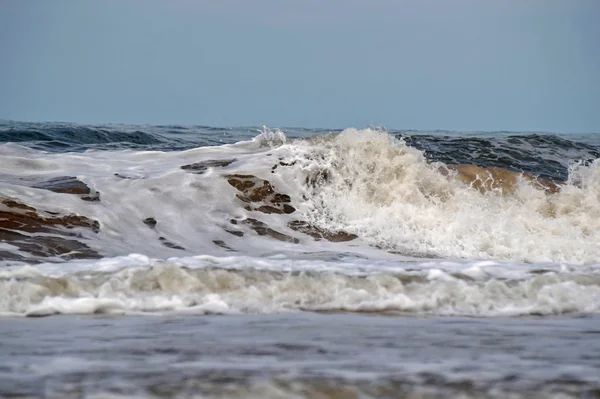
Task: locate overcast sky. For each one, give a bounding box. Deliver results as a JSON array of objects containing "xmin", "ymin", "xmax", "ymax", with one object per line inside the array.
[{"xmin": 0, "ymin": 0, "xmax": 598, "ymax": 132}]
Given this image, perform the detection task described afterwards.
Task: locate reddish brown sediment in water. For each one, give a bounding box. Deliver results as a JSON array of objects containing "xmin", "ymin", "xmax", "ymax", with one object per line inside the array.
[
  {"xmin": 225, "ymin": 229, "xmax": 244, "ymax": 237},
  {"xmin": 226, "ymin": 174, "xmax": 358, "ymax": 243},
  {"xmin": 31, "ymin": 176, "xmax": 101, "ymax": 201},
  {"xmin": 231, "ymin": 218, "xmax": 299, "ymax": 244},
  {"xmin": 271, "ymin": 160, "xmax": 298, "ymax": 173},
  {"xmin": 0, "ymin": 197, "xmax": 101, "ymax": 261},
  {"xmin": 140, "ymin": 217, "xmax": 185, "ymax": 250},
  {"xmin": 288, "ymin": 221, "xmax": 357, "ymax": 242},
  {"xmin": 0, "ymin": 175, "xmax": 101, "ymax": 201},
  {"xmin": 114, "ymin": 173, "xmax": 142, "ymax": 180},
  {"xmin": 0, "ymin": 198, "xmax": 100, "ymax": 233},
  {"xmin": 441, "ymin": 164, "xmax": 562, "ymax": 195},
  {"xmin": 140, "ymin": 218, "xmax": 186, "ymax": 250},
  {"xmin": 181, "ymin": 159, "xmax": 237, "ymax": 174},
  {"xmin": 212, "ymin": 239, "xmax": 236, "ymax": 251},
  {"xmin": 142, "ymin": 218, "xmax": 157, "ymax": 229},
  {"xmin": 159, "ymin": 237, "xmax": 185, "ymax": 250},
  {"xmin": 226, "ymin": 174, "xmax": 296, "ymax": 214}
]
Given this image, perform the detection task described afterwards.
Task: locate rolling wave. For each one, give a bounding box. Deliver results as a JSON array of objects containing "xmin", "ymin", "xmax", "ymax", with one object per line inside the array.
[
  {"xmin": 0, "ymin": 127, "xmax": 599, "ymax": 264},
  {"xmin": 1, "ymin": 125, "xmax": 599, "ymax": 317}
]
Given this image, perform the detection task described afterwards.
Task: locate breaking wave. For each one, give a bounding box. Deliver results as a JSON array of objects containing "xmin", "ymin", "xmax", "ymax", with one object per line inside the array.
[
  {"xmin": 2, "ymin": 255, "xmax": 599, "ymax": 317},
  {"xmin": 1, "ymin": 124, "xmax": 599, "ymax": 317}
]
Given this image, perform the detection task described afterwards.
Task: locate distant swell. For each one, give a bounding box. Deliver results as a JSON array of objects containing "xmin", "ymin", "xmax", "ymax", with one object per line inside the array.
[{"xmin": 0, "ymin": 121, "xmax": 235, "ymax": 152}]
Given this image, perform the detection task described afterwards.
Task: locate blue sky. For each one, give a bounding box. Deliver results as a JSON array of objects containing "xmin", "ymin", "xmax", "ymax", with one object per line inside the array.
[{"xmin": 0, "ymin": 0, "xmax": 598, "ymax": 132}]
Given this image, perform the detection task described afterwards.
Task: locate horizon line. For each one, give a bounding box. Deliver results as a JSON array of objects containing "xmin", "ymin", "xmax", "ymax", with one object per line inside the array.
[{"xmin": 0, "ymin": 118, "xmax": 598, "ymax": 136}]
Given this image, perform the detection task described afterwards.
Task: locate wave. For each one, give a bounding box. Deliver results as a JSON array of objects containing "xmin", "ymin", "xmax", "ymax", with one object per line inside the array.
[
  {"xmin": 0, "ymin": 121, "xmax": 199, "ymax": 152},
  {"xmin": 0, "ymin": 127, "xmax": 599, "ymax": 265},
  {"xmin": 2, "ymin": 256, "xmax": 599, "ymax": 317},
  {"xmin": 290, "ymin": 129, "xmax": 600, "ymax": 264},
  {"xmin": 51, "ymin": 377, "xmax": 598, "ymax": 399}
]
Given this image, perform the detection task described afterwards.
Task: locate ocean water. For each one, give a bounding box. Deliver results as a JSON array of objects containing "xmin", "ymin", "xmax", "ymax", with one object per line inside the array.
[{"xmin": 0, "ymin": 120, "xmax": 599, "ymax": 398}]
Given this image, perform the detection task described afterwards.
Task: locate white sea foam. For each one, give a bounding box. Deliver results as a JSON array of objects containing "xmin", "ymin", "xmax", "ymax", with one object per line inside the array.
[
  {"xmin": 280, "ymin": 128, "xmax": 600, "ymax": 264},
  {"xmin": 0, "ymin": 255, "xmax": 598, "ymax": 317}
]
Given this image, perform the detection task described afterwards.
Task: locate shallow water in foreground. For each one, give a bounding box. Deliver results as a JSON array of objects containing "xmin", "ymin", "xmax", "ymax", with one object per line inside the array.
[{"xmin": 2, "ymin": 313, "xmax": 600, "ymax": 399}]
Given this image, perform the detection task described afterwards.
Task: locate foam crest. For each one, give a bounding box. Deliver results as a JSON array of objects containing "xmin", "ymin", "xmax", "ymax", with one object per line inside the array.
[
  {"xmin": 1, "ymin": 259, "xmax": 599, "ymax": 317},
  {"xmin": 247, "ymin": 126, "xmax": 288, "ymax": 148}
]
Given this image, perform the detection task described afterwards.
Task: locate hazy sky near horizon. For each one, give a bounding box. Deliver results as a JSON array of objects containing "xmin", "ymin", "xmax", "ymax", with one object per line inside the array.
[{"xmin": 0, "ymin": 0, "xmax": 599, "ymax": 132}]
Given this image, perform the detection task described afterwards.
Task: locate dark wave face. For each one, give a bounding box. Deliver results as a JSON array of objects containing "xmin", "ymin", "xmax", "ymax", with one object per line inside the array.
[
  {"xmin": 0, "ymin": 121, "xmax": 263, "ymax": 152},
  {"xmin": 401, "ymin": 133, "xmax": 600, "ymax": 181}
]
